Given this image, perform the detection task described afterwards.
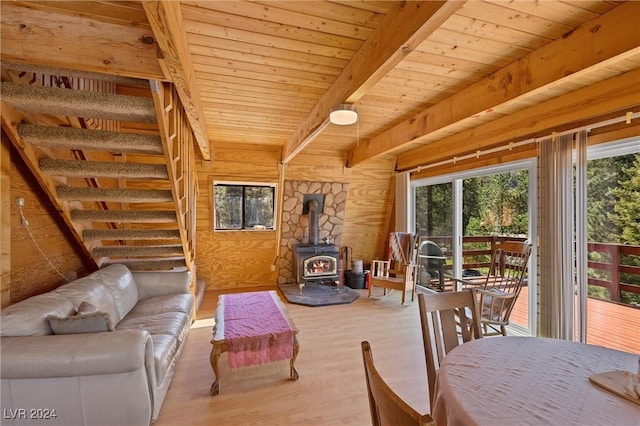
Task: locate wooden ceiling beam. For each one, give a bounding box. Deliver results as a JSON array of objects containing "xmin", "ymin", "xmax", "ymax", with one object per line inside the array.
[
  {"xmin": 0, "ymin": 3, "xmax": 164, "ymax": 80},
  {"xmin": 142, "ymin": 1, "xmax": 212, "ymax": 161},
  {"xmin": 348, "ymin": 1, "xmax": 640, "ymax": 167},
  {"xmin": 280, "ymin": 1, "xmax": 464, "ymax": 165},
  {"xmin": 396, "ymin": 69, "xmax": 640, "ymax": 171}
]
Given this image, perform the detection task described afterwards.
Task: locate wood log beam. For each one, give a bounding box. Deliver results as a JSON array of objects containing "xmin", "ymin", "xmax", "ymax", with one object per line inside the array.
[
  {"xmin": 0, "ymin": 3, "xmax": 164, "ymax": 80},
  {"xmin": 142, "ymin": 1, "xmax": 212, "ymax": 161},
  {"xmin": 281, "ymin": 1, "xmax": 464, "ymax": 165},
  {"xmin": 396, "ymin": 69, "xmax": 640, "ymax": 171},
  {"xmin": 348, "ymin": 1, "xmax": 640, "ymax": 168}
]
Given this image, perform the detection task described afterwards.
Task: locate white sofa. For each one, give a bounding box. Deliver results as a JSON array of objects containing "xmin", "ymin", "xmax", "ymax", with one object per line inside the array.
[{"xmin": 0, "ymin": 264, "xmax": 194, "ymax": 426}]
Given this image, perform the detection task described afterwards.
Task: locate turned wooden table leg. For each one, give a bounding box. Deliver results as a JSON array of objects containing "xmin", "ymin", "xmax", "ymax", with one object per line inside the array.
[
  {"xmin": 210, "ymin": 342, "xmax": 222, "ymax": 395},
  {"xmin": 290, "ymin": 334, "xmax": 300, "ymax": 380}
]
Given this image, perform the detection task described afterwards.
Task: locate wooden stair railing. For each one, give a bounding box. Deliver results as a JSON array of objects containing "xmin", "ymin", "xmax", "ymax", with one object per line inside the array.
[
  {"xmin": 1, "ymin": 64, "xmax": 197, "ymax": 273},
  {"xmin": 150, "ymin": 80, "xmax": 198, "ymax": 271}
]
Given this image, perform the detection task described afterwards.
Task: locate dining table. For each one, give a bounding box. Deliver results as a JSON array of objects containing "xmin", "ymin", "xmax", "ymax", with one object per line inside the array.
[{"xmin": 432, "ymin": 336, "xmax": 640, "ymax": 426}]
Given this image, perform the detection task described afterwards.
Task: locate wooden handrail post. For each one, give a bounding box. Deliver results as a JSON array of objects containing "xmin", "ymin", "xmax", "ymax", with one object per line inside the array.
[{"xmin": 610, "ymin": 244, "xmax": 621, "ymax": 301}]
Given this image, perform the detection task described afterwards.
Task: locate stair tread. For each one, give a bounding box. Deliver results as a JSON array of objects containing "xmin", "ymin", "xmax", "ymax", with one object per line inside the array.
[
  {"xmin": 101, "ymin": 257, "xmax": 187, "ymax": 271},
  {"xmin": 71, "ymin": 210, "xmax": 177, "ymax": 223},
  {"xmin": 2, "ymin": 81, "xmax": 157, "ymax": 123},
  {"xmin": 58, "ymin": 186, "xmax": 173, "ymax": 202},
  {"xmin": 93, "ymin": 244, "xmax": 184, "ymax": 257},
  {"xmin": 83, "ymin": 229, "xmax": 181, "ymax": 241},
  {"xmin": 40, "ymin": 158, "xmax": 168, "ymax": 179},
  {"xmin": 19, "ymin": 124, "xmax": 163, "ymax": 154}
]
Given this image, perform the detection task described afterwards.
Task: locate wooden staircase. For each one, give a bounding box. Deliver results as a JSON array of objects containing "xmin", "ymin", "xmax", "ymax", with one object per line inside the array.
[{"xmin": 1, "ymin": 63, "xmax": 197, "ymax": 272}]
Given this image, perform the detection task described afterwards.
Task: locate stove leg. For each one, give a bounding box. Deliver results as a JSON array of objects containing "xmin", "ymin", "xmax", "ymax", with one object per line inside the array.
[{"xmin": 297, "ymin": 282, "xmax": 305, "ymax": 295}]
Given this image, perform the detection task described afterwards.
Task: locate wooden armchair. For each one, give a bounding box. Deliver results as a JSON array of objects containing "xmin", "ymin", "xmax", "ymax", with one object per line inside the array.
[
  {"xmin": 452, "ymin": 240, "xmax": 532, "ymax": 336},
  {"xmin": 369, "ymin": 232, "xmax": 419, "ymax": 305},
  {"xmin": 361, "ymin": 341, "xmax": 435, "ymax": 426},
  {"xmin": 417, "ymin": 289, "xmax": 482, "ymax": 408}
]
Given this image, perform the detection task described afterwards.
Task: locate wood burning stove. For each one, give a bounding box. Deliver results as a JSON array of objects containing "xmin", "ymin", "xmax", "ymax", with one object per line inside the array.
[
  {"xmin": 293, "ymin": 194, "xmax": 339, "ymax": 287},
  {"xmin": 294, "ymin": 244, "xmax": 339, "ymax": 285}
]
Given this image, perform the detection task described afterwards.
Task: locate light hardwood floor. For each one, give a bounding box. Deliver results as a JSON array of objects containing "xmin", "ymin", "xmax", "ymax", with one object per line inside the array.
[{"xmin": 154, "ymin": 286, "xmax": 430, "ymax": 425}]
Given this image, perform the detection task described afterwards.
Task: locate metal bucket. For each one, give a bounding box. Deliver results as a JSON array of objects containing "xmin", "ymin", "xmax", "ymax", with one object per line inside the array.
[{"xmin": 351, "ymin": 259, "xmax": 363, "ymax": 275}]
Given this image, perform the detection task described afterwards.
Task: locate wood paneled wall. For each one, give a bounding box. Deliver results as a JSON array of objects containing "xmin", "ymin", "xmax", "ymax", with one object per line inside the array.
[
  {"xmin": 1, "ymin": 134, "xmax": 10, "ymax": 307},
  {"xmin": 4, "ymin": 137, "xmax": 93, "ymax": 306},
  {"xmin": 195, "ymin": 142, "xmax": 395, "ymax": 290}
]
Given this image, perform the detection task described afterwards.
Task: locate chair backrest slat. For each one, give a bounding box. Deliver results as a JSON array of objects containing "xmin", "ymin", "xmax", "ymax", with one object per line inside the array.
[
  {"xmin": 485, "ymin": 241, "xmax": 532, "ymax": 295},
  {"xmin": 361, "ymin": 341, "xmax": 435, "ymax": 426},
  {"xmin": 418, "ymin": 289, "xmax": 482, "ymax": 408}
]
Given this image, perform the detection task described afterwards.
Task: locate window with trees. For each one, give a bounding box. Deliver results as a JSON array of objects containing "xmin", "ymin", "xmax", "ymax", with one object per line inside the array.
[{"xmin": 213, "ymin": 182, "xmax": 276, "ymax": 230}]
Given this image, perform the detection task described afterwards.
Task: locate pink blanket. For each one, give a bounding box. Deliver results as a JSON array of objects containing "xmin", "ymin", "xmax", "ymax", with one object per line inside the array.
[{"xmin": 223, "ymin": 291, "xmax": 294, "ymax": 369}]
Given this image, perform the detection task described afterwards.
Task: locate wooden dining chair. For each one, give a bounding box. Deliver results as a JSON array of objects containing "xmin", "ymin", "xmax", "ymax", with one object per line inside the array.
[
  {"xmin": 418, "ymin": 289, "xmax": 482, "ymax": 408},
  {"xmin": 369, "ymin": 232, "xmax": 420, "ymax": 305},
  {"xmin": 361, "ymin": 341, "xmax": 435, "ymax": 426},
  {"xmin": 451, "ymin": 240, "xmax": 532, "ymax": 336}
]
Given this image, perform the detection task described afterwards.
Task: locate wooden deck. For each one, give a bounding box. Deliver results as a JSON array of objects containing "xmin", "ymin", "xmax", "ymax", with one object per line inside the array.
[{"xmin": 510, "ymin": 286, "xmax": 640, "ymax": 354}]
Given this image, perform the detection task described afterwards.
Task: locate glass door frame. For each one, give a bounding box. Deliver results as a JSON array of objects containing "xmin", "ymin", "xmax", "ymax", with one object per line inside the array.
[
  {"xmin": 579, "ymin": 137, "xmax": 640, "ymax": 343},
  {"xmin": 410, "ymin": 159, "xmax": 538, "ymax": 336}
]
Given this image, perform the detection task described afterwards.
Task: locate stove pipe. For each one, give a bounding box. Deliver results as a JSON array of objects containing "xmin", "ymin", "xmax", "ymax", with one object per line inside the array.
[{"xmin": 308, "ymin": 199, "xmax": 319, "ymax": 245}]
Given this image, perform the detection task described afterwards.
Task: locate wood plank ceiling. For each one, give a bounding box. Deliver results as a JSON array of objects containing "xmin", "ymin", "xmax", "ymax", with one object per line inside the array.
[{"xmin": 2, "ymin": 1, "xmax": 639, "ymax": 170}]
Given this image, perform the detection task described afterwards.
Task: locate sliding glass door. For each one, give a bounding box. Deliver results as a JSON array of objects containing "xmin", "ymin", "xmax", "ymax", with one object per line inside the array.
[
  {"xmin": 411, "ymin": 160, "xmax": 536, "ymax": 334},
  {"xmin": 414, "ymin": 181, "xmax": 454, "ymax": 290},
  {"xmin": 583, "ymin": 140, "xmax": 640, "ymax": 353}
]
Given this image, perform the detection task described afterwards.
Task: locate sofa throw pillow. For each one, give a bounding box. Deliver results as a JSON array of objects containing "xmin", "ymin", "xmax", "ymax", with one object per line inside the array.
[{"xmin": 47, "ymin": 310, "xmax": 115, "ymax": 335}]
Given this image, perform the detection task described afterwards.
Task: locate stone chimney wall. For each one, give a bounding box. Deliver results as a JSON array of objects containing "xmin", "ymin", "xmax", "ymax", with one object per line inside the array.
[{"xmin": 279, "ymin": 180, "xmax": 348, "ymax": 284}]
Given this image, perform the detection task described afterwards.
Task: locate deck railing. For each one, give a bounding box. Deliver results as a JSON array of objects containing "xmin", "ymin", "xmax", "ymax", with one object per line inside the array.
[
  {"xmin": 587, "ymin": 242, "xmax": 640, "ymax": 303},
  {"xmin": 421, "ymin": 235, "xmax": 640, "ymax": 306}
]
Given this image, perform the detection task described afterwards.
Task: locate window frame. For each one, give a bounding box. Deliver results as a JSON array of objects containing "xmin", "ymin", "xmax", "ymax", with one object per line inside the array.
[{"xmin": 212, "ymin": 181, "xmax": 277, "ymax": 231}]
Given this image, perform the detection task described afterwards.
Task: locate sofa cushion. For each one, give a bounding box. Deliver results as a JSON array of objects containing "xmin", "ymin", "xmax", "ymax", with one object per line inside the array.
[
  {"xmin": 116, "ymin": 311, "xmax": 188, "ymax": 340},
  {"xmin": 150, "ymin": 334, "xmax": 178, "ymax": 383},
  {"xmin": 53, "ymin": 277, "xmax": 121, "ymax": 325},
  {"xmin": 124, "ymin": 294, "xmax": 193, "ymax": 318},
  {"xmin": 88, "ymin": 264, "xmax": 139, "ymax": 321},
  {"xmin": 47, "ymin": 311, "xmax": 115, "ymax": 334},
  {"xmin": 133, "ymin": 270, "xmax": 191, "ymax": 300},
  {"xmin": 0, "ymin": 293, "xmax": 75, "ymax": 336}
]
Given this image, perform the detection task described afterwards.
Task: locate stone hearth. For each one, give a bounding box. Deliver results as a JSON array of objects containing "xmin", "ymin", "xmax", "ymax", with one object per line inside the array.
[{"xmin": 278, "ymin": 180, "xmax": 348, "ymax": 284}]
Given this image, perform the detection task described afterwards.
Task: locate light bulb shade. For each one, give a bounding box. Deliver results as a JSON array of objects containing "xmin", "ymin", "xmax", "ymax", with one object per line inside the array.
[{"xmin": 329, "ymin": 104, "xmax": 358, "ymax": 125}]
